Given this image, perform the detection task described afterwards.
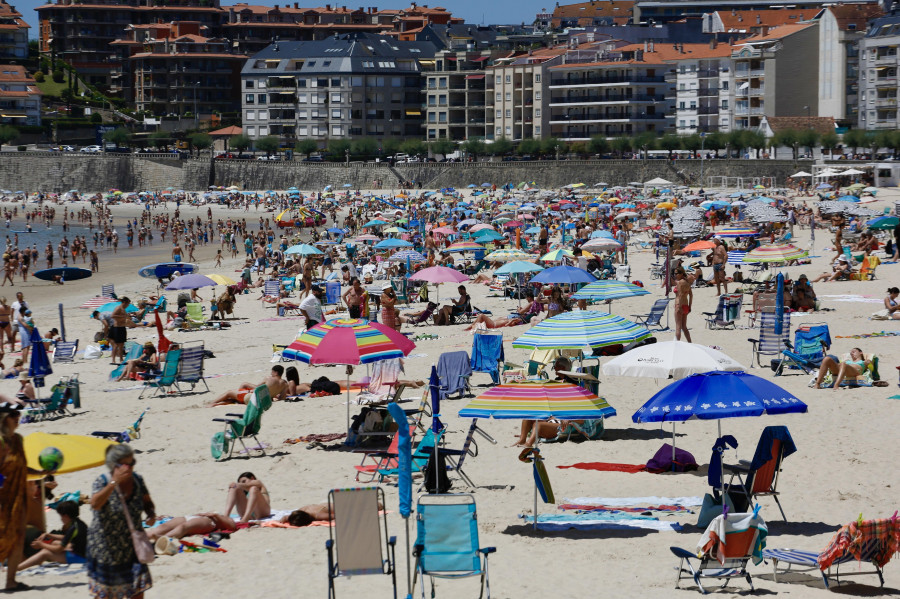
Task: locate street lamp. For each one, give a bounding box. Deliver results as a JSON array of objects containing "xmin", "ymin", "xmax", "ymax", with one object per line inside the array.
[{"xmin": 194, "ymin": 80, "xmax": 200, "ymax": 128}]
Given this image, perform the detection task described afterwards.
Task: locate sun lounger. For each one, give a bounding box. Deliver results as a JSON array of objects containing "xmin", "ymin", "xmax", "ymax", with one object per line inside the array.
[{"xmin": 53, "ymin": 340, "xmax": 78, "ymax": 363}]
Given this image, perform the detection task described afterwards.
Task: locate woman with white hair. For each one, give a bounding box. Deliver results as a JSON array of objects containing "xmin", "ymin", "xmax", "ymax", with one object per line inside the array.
[{"xmin": 86, "ymin": 444, "xmax": 156, "ymax": 599}]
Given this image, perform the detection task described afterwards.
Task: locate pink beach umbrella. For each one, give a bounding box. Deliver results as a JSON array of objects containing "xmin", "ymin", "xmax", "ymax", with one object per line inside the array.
[{"xmin": 409, "ymin": 266, "xmax": 468, "ymax": 301}]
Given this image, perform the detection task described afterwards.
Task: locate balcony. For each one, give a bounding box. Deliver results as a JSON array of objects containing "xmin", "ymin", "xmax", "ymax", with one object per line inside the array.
[
  {"xmin": 734, "ymin": 106, "xmax": 764, "ymax": 116},
  {"xmin": 698, "ymin": 106, "xmax": 719, "ymax": 115},
  {"xmin": 549, "ymin": 94, "xmax": 666, "ymax": 104},
  {"xmin": 875, "ymin": 97, "xmax": 898, "ymax": 107},
  {"xmin": 549, "ymin": 75, "xmax": 665, "ymax": 86},
  {"xmin": 874, "ymin": 55, "xmax": 898, "ymax": 66},
  {"xmin": 875, "ymin": 77, "xmax": 898, "ymax": 87}
]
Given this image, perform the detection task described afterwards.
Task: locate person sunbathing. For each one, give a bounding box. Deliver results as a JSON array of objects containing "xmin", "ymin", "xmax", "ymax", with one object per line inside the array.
[
  {"xmin": 279, "ymin": 499, "xmax": 383, "ymax": 527},
  {"xmin": 464, "ymin": 291, "xmax": 542, "ymax": 331},
  {"xmin": 811, "ymin": 257, "xmax": 853, "ymax": 282},
  {"xmin": 116, "ymin": 342, "xmax": 158, "ymax": 381},
  {"xmin": 207, "ymin": 365, "xmax": 288, "ymax": 406},
  {"xmin": 513, "ymin": 358, "xmax": 583, "ymax": 447},
  {"xmin": 148, "ymin": 513, "xmax": 237, "ymax": 542},
  {"xmin": 812, "ymin": 347, "xmax": 871, "ymax": 389},
  {"xmin": 223, "ymin": 472, "xmax": 271, "ymax": 524}
]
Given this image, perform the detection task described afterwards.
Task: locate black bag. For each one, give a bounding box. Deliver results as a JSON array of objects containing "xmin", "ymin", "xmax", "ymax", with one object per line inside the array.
[
  {"xmin": 422, "ymin": 452, "xmax": 452, "ymax": 494},
  {"xmin": 310, "ymin": 376, "xmax": 341, "ymax": 396}
]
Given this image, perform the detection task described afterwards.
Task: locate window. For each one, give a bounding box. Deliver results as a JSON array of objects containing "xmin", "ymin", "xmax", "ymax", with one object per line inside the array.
[
  {"xmin": 311, "ymin": 125, "xmax": 320, "ymax": 136},
  {"xmin": 245, "ymin": 80, "xmax": 254, "ymax": 89},
  {"xmin": 679, "ymin": 119, "xmax": 686, "ymax": 127},
  {"xmin": 689, "ymin": 101, "xmax": 696, "ymax": 109},
  {"xmin": 505, "ymin": 125, "xmax": 511, "ymax": 135},
  {"xmin": 496, "ymin": 75, "xmax": 501, "ymax": 84},
  {"xmin": 496, "ymin": 92, "xmax": 501, "ymax": 101},
  {"xmin": 310, "ymin": 109, "xmax": 319, "ymax": 118},
  {"xmin": 496, "ymin": 109, "xmax": 501, "ymax": 118},
  {"xmin": 679, "ymin": 101, "xmax": 685, "ymax": 109},
  {"xmin": 258, "ymin": 110, "xmax": 268, "ymax": 120},
  {"xmin": 496, "ymin": 127, "xmax": 502, "ymax": 135},
  {"xmin": 258, "ymin": 80, "xmax": 266, "ymax": 89},
  {"xmin": 427, "ymin": 96, "xmax": 436, "ymax": 106},
  {"xmin": 307, "ymin": 61, "xmax": 316, "ymax": 67},
  {"xmin": 323, "ymin": 61, "xmax": 331, "ymax": 67},
  {"xmin": 535, "ymin": 91, "xmax": 541, "ymax": 100},
  {"xmin": 332, "ymin": 108, "xmax": 341, "ymax": 119},
  {"xmin": 298, "ymin": 93, "xmax": 307, "ymax": 104},
  {"xmin": 245, "ymin": 94, "xmax": 255, "ymax": 104},
  {"xmin": 331, "ymin": 78, "xmax": 341, "ymax": 87},
  {"xmin": 679, "ymin": 83, "xmax": 686, "ymax": 90},
  {"xmin": 505, "ymin": 92, "xmax": 511, "ymax": 101},
  {"xmin": 297, "ymin": 79, "xmax": 306, "ymax": 88},
  {"xmin": 428, "ymin": 128, "xmax": 437, "ymax": 139},
  {"xmin": 298, "ymin": 109, "xmax": 307, "ymax": 118},
  {"xmin": 505, "ymin": 75, "xmax": 511, "ymax": 83},
  {"xmin": 246, "ymin": 112, "xmax": 256, "ymax": 120},
  {"xmin": 535, "ymin": 74, "xmax": 541, "ymax": 82},
  {"xmin": 505, "ymin": 109, "xmax": 511, "ymax": 118},
  {"xmin": 721, "ymin": 100, "xmax": 728, "ymax": 109},
  {"xmin": 257, "ymin": 94, "xmax": 267, "ymax": 104},
  {"xmin": 438, "ymin": 112, "xmax": 447, "ymax": 123},
  {"xmin": 428, "ymin": 77, "xmax": 436, "ymax": 89},
  {"xmin": 246, "ymin": 125, "xmax": 256, "ymax": 136},
  {"xmin": 392, "ymin": 77, "xmax": 402, "ymax": 88},
  {"xmin": 439, "ymin": 77, "xmax": 447, "ymax": 88},
  {"xmin": 535, "ymin": 125, "xmax": 541, "ymax": 135},
  {"xmin": 428, "ymin": 112, "xmax": 436, "ymax": 123},
  {"xmin": 331, "ymin": 125, "xmax": 342, "ymax": 136},
  {"xmin": 298, "ymin": 125, "xmax": 308, "ymax": 136},
  {"xmin": 438, "ymin": 95, "xmax": 446, "ymax": 106},
  {"xmin": 535, "ymin": 108, "xmax": 541, "ymax": 117},
  {"xmin": 259, "ymin": 126, "xmax": 268, "ymax": 136},
  {"xmin": 721, "ymin": 81, "xmax": 729, "ymax": 90},
  {"xmin": 363, "ymin": 61, "xmax": 374, "ymax": 68},
  {"xmin": 331, "ymin": 92, "xmax": 342, "ymax": 103}
]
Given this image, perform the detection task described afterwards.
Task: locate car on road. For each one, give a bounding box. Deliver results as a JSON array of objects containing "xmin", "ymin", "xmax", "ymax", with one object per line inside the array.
[
  {"xmin": 49, "ymin": 145, "xmax": 75, "ymax": 152},
  {"xmin": 80, "ymin": 145, "xmax": 102, "ymax": 153},
  {"xmin": 302, "ymin": 155, "xmax": 324, "ymax": 162}
]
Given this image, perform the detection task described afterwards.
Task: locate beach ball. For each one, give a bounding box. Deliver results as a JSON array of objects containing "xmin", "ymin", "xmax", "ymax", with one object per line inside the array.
[{"xmin": 38, "ymin": 447, "xmax": 64, "ymax": 473}]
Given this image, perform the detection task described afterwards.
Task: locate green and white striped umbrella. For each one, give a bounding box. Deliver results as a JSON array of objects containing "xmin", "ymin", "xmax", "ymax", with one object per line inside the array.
[
  {"xmin": 513, "ymin": 310, "xmax": 652, "ymax": 350},
  {"xmin": 571, "ymin": 280, "xmax": 650, "ymax": 302}
]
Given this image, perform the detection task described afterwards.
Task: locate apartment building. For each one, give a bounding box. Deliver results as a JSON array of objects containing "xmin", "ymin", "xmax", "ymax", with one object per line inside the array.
[
  {"xmin": 731, "ymin": 22, "xmax": 819, "ymax": 130},
  {"xmin": 701, "ymin": 8, "xmax": 821, "ymax": 35},
  {"xmin": 0, "ymin": 0, "xmax": 28, "ymax": 60},
  {"xmin": 664, "ymin": 41, "xmax": 733, "ymax": 134},
  {"xmin": 240, "ymin": 34, "xmax": 435, "ymax": 145},
  {"xmin": 858, "ymin": 11, "xmax": 900, "ymax": 130},
  {"xmin": 635, "ymin": 0, "xmax": 828, "ymax": 24},
  {"xmin": 547, "ymin": 41, "xmax": 674, "ymax": 140},
  {"xmin": 0, "ymin": 65, "xmax": 42, "ymax": 126},
  {"xmin": 110, "ymin": 21, "xmax": 245, "ymax": 117},
  {"xmin": 489, "ymin": 47, "xmax": 566, "ymax": 141},
  {"xmin": 424, "ymin": 51, "xmax": 492, "ymax": 141},
  {"xmin": 549, "ymin": 1, "xmax": 635, "ymax": 28}
]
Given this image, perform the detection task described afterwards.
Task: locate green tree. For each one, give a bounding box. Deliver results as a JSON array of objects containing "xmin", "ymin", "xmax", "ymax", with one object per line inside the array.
[
  {"xmin": 255, "ymin": 135, "xmax": 281, "ymax": 157},
  {"xmin": 885, "ymin": 131, "xmax": 900, "ymax": 158},
  {"xmin": 610, "ymin": 136, "xmax": 632, "ymax": 158},
  {"xmin": 102, "ymin": 127, "xmax": 131, "ymax": 149},
  {"xmin": 705, "ymin": 131, "xmax": 726, "ymax": 158},
  {"xmin": 490, "ymin": 136, "xmax": 514, "ymax": 156},
  {"xmin": 588, "ymin": 135, "xmax": 609, "ymax": 156},
  {"xmin": 149, "ymin": 130, "xmax": 169, "ymax": 150},
  {"xmin": 516, "ymin": 138, "xmax": 540, "ymax": 156},
  {"xmin": 540, "ymin": 136, "xmax": 562, "ymax": 157},
  {"xmin": 190, "ymin": 132, "xmax": 212, "ymax": 155},
  {"xmin": 462, "ymin": 137, "xmax": 485, "ymax": 158},
  {"xmin": 820, "ymin": 131, "xmax": 839, "ymax": 157},
  {"xmin": 327, "ymin": 138, "xmax": 352, "ymax": 160},
  {"xmin": 632, "ymin": 131, "xmax": 657, "ymax": 157},
  {"xmin": 842, "ymin": 129, "xmax": 867, "ymax": 156},
  {"xmin": 745, "ymin": 130, "xmax": 767, "ymax": 159},
  {"xmin": 381, "ymin": 137, "xmax": 401, "ymax": 157},
  {"xmin": 351, "ymin": 137, "xmax": 378, "ymax": 158},
  {"xmin": 294, "ymin": 138, "xmax": 318, "ymax": 158},
  {"xmin": 681, "ymin": 134, "xmax": 702, "ymax": 154},
  {"xmin": 659, "ymin": 134, "xmax": 682, "ymax": 159},
  {"xmin": 89, "ymin": 112, "xmax": 103, "ymax": 124},
  {"xmin": 569, "ymin": 142, "xmax": 588, "ymax": 157},
  {"xmin": 429, "ymin": 139, "xmax": 456, "ymax": 158},
  {"xmin": 230, "ymin": 134, "xmax": 251, "ymax": 154},
  {"xmin": 401, "ymin": 138, "xmax": 427, "ymax": 157},
  {"xmin": 797, "ymin": 129, "xmax": 820, "ymax": 158},
  {"xmin": 871, "ymin": 131, "xmax": 892, "ymax": 159},
  {"xmin": 0, "ymin": 125, "xmax": 19, "ymax": 150},
  {"xmin": 726, "ymin": 130, "xmax": 747, "ymax": 158}
]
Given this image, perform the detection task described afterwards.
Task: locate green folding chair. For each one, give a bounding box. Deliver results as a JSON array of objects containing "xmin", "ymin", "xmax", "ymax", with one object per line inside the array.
[
  {"xmin": 210, "ymin": 385, "xmax": 267, "ymax": 460},
  {"xmin": 139, "ymin": 348, "xmax": 182, "ymax": 398}
]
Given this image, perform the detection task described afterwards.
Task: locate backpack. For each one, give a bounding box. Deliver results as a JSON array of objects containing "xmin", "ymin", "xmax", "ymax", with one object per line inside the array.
[
  {"xmin": 422, "ymin": 452, "xmax": 452, "ymax": 494},
  {"xmin": 646, "ymin": 443, "xmax": 698, "ymax": 473},
  {"xmin": 309, "ymin": 376, "xmax": 341, "ymax": 396}
]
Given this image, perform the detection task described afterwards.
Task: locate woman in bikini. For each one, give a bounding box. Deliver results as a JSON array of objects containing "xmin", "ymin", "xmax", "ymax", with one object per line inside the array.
[
  {"xmin": 545, "ymin": 286, "xmax": 568, "ymax": 318},
  {"xmin": 0, "ymin": 297, "xmax": 13, "ymax": 352},
  {"xmin": 223, "ymin": 472, "xmax": 271, "ymax": 524},
  {"xmin": 813, "ymin": 347, "xmax": 871, "ymax": 389}
]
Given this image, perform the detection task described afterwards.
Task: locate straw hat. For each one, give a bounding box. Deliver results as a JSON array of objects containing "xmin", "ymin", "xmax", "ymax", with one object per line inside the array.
[{"xmin": 18, "ymin": 372, "xmax": 29, "ymax": 381}]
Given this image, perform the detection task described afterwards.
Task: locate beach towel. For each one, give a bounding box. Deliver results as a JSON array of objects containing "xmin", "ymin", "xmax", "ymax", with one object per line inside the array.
[
  {"xmin": 564, "ymin": 496, "xmax": 705, "ymax": 507},
  {"xmin": 357, "ymin": 358, "xmax": 403, "ymax": 403},
  {"xmin": 698, "ymin": 510, "xmax": 768, "ymax": 566},
  {"xmin": 471, "ymin": 333, "xmax": 504, "ymax": 383},
  {"xmin": 283, "ymin": 433, "xmax": 346, "ymax": 444},
  {"xmin": 557, "ymin": 462, "xmax": 647, "ymax": 473},
  {"xmin": 558, "ymin": 503, "xmax": 694, "ymax": 514},
  {"xmin": 437, "ymin": 351, "xmax": 471, "ymax": 399},
  {"xmin": 818, "ymin": 518, "xmax": 900, "ymax": 570},
  {"xmin": 522, "ymin": 513, "xmax": 683, "ymax": 532}
]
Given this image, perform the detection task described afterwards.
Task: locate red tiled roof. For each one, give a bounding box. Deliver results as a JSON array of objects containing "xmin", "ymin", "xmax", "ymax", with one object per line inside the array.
[
  {"xmin": 826, "ymin": 3, "xmax": 883, "ymax": 32},
  {"xmin": 738, "ymin": 23, "xmax": 814, "ymax": 43},
  {"xmin": 210, "ymin": 125, "xmax": 242, "ymax": 136},
  {"xmin": 714, "ymin": 8, "xmax": 821, "ymax": 31},
  {"xmin": 764, "ymin": 116, "xmax": 836, "ymax": 136}
]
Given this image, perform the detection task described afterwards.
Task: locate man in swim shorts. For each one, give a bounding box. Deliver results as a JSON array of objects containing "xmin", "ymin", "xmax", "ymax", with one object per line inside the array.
[
  {"xmin": 207, "ymin": 365, "xmax": 288, "ymax": 406},
  {"xmin": 712, "ymin": 238, "xmax": 728, "ymax": 295}
]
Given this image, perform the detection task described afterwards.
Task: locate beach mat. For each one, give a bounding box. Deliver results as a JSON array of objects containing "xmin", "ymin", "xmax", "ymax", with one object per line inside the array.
[
  {"xmin": 558, "ymin": 462, "xmax": 647, "ymax": 473},
  {"xmin": 521, "ymin": 513, "xmax": 683, "ymax": 532}
]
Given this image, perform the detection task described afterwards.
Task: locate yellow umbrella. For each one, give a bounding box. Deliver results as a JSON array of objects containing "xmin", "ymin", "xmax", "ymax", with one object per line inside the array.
[
  {"xmin": 656, "ymin": 202, "xmax": 677, "ymax": 210},
  {"xmin": 205, "ymin": 273, "xmax": 237, "ymax": 286},
  {"xmin": 24, "ymin": 432, "xmax": 116, "ymax": 477}
]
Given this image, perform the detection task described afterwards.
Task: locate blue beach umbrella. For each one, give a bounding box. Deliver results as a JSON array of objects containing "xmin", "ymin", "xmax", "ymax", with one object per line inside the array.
[
  {"xmin": 285, "ymin": 243, "xmax": 324, "ymax": 256},
  {"xmin": 495, "ymin": 261, "xmax": 544, "ymax": 275},
  {"xmin": 374, "ymin": 238, "xmax": 413, "ymax": 250},
  {"xmin": 530, "ymin": 265, "xmax": 596, "ymax": 285},
  {"xmin": 326, "ymin": 227, "xmax": 345, "ymax": 235},
  {"xmin": 96, "ymin": 301, "xmax": 138, "ymax": 314},
  {"xmin": 386, "ymin": 401, "xmax": 413, "ymax": 594},
  {"xmin": 775, "ymin": 273, "xmax": 785, "ymax": 336},
  {"xmin": 28, "ymin": 327, "xmax": 52, "ymax": 389}
]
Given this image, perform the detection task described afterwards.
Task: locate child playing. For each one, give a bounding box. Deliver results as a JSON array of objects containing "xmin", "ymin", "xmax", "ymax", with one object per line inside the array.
[
  {"xmin": 17, "ymin": 501, "xmax": 88, "ymax": 571},
  {"xmin": 215, "ymin": 249, "xmax": 223, "ymax": 268}
]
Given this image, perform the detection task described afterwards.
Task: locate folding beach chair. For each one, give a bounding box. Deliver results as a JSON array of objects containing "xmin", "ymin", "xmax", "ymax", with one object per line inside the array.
[
  {"xmin": 409, "ymin": 302, "xmax": 438, "ymax": 327},
  {"xmin": 748, "ymin": 311, "xmax": 790, "ymax": 368},
  {"xmin": 92, "ymin": 409, "xmax": 148, "ymax": 444},
  {"xmin": 671, "ymin": 510, "xmax": 768, "ymax": 594},
  {"xmin": 724, "ymin": 425, "xmax": 796, "ymax": 521},
  {"xmin": 280, "ymin": 276, "xmax": 296, "ymax": 294},
  {"xmin": 470, "ymin": 331, "xmax": 504, "ymax": 385},
  {"xmin": 262, "ymin": 279, "xmax": 280, "ymax": 306},
  {"xmin": 437, "ymin": 351, "xmax": 472, "ymax": 400},
  {"xmin": 326, "ymin": 487, "xmax": 397, "ymax": 599},
  {"xmin": 353, "ymin": 425, "xmax": 416, "ymax": 482},
  {"xmin": 764, "ymin": 517, "xmax": 899, "ymax": 589},
  {"xmin": 183, "ymin": 303, "xmax": 206, "ymax": 328},
  {"xmin": 631, "ymin": 298, "xmax": 671, "ymax": 331},
  {"xmin": 774, "ymin": 323, "xmax": 831, "ymax": 376},
  {"xmin": 439, "ymin": 418, "xmax": 497, "ymax": 488},
  {"xmin": 703, "ymin": 293, "xmax": 743, "ymax": 330},
  {"xmin": 850, "ymin": 255, "xmax": 880, "ymax": 280},
  {"xmin": 210, "ymin": 384, "xmax": 268, "ymax": 460},
  {"xmin": 412, "ymin": 494, "xmax": 496, "ymax": 599},
  {"xmin": 174, "ymin": 340, "xmax": 210, "ymax": 394},
  {"xmin": 139, "ymin": 347, "xmax": 182, "ymax": 398},
  {"xmin": 53, "ymin": 340, "xmax": 78, "ymax": 363},
  {"xmin": 22, "ymin": 375, "xmax": 81, "ymax": 421},
  {"xmin": 745, "ymin": 291, "xmax": 777, "ymax": 329},
  {"xmin": 391, "ymin": 278, "xmax": 408, "ymax": 304},
  {"xmin": 101, "ymin": 284, "xmax": 115, "ymax": 298},
  {"xmin": 376, "ymin": 428, "xmax": 444, "ymax": 481}
]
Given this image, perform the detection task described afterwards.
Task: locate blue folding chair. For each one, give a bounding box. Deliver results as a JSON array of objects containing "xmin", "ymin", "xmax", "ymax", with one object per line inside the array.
[
  {"xmin": 774, "ymin": 323, "xmax": 831, "ymax": 375},
  {"xmin": 412, "ymin": 494, "xmax": 496, "ymax": 599}
]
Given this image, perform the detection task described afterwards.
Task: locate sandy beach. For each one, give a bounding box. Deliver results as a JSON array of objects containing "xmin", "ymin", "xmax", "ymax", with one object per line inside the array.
[{"xmin": 6, "ymin": 189, "xmax": 900, "ymax": 599}]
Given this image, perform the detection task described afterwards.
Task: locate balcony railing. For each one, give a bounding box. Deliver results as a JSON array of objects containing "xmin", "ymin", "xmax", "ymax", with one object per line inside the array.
[
  {"xmin": 549, "ymin": 94, "xmax": 666, "ymax": 104},
  {"xmin": 549, "ymin": 75, "xmax": 665, "ymax": 86}
]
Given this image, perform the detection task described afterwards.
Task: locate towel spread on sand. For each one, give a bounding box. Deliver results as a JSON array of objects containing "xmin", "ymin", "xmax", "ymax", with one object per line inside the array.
[
  {"xmin": 283, "ymin": 433, "xmax": 347, "ymax": 444},
  {"xmin": 819, "ymin": 295, "xmax": 883, "ymax": 304},
  {"xmin": 564, "ymin": 496, "xmax": 705, "ymax": 507},
  {"xmin": 558, "ymin": 503, "xmax": 695, "ymax": 514},
  {"xmin": 521, "ymin": 513, "xmax": 683, "ymax": 532},
  {"xmin": 19, "ymin": 563, "xmax": 87, "ymax": 577},
  {"xmin": 558, "ymin": 462, "xmax": 647, "ymax": 473}
]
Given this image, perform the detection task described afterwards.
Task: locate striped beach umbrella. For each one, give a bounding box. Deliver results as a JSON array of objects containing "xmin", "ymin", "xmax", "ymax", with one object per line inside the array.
[
  {"xmin": 513, "ymin": 310, "xmax": 651, "ymax": 350},
  {"xmin": 459, "ymin": 380, "xmax": 616, "ymax": 421},
  {"xmin": 445, "ymin": 241, "xmax": 485, "ymax": 252},
  {"xmin": 282, "ymin": 318, "xmax": 414, "ymax": 365},
  {"xmin": 716, "ymin": 227, "xmax": 758, "ymax": 238},
  {"xmin": 539, "ymin": 248, "xmax": 574, "ymax": 262},
  {"xmin": 743, "ymin": 244, "xmax": 808, "ymax": 264},
  {"xmin": 485, "ymin": 249, "xmax": 531, "ymax": 262},
  {"xmin": 571, "ymin": 280, "xmax": 650, "ymax": 303},
  {"xmin": 727, "ymin": 250, "xmax": 753, "ymax": 265},
  {"xmin": 388, "ymin": 249, "xmax": 426, "ymax": 263}
]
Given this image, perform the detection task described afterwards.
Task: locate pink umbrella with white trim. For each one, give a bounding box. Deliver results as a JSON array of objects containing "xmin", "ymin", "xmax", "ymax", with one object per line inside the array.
[{"xmin": 409, "ymin": 266, "xmax": 468, "ymax": 301}]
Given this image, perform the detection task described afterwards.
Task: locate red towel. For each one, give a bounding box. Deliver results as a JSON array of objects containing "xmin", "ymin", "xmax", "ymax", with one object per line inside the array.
[{"xmin": 557, "ymin": 462, "xmax": 648, "ymax": 473}]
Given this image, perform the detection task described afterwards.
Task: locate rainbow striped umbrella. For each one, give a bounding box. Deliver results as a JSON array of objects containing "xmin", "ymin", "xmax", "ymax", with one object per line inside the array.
[
  {"xmin": 743, "ymin": 243, "xmax": 808, "ymax": 264},
  {"xmin": 513, "ymin": 310, "xmax": 651, "ymax": 350},
  {"xmin": 539, "ymin": 249, "xmax": 574, "ymax": 262},
  {"xmin": 716, "ymin": 227, "xmax": 758, "ymax": 238},
  {"xmin": 445, "ymin": 241, "xmax": 485, "ymax": 252},
  {"xmin": 485, "ymin": 249, "xmax": 531, "ymax": 262},
  {"xmin": 282, "ymin": 318, "xmax": 415, "ymax": 365},
  {"xmin": 459, "ymin": 380, "xmax": 616, "ymax": 420}
]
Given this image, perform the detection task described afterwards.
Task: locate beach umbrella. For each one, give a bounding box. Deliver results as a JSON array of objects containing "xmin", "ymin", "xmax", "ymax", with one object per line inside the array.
[
  {"xmin": 716, "ymin": 227, "xmax": 758, "ymax": 238},
  {"xmin": 327, "ymin": 227, "xmax": 346, "ymax": 235},
  {"xmin": 485, "ymin": 249, "xmax": 531, "ymax": 262},
  {"xmin": 469, "ymin": 224, "xmax": 494, "ymax": 233},
  {"xmin": 495, "ymin": 261, "xmax": 544, "ymax": 275},
  {"xmin": 205, "ymin": 274, "xmax": 236, "ymax": 286},
  {"xmin": 282, "ymin": 318, "xmax": 415, "ymax": 434},
  {"xmin": 96, "ymin": 301, "xmax": 138, "ymax": 314},
  {"xmin": 728, "ymin": 250, "xmax": 752, "ymax": 265},
  {"xmin": 354, "ymin": 234, "xmax": 380, "ymax": 243},
  {"xmin": 285, "ymin": 243, "xmax": 324, "ymax": 255},
  {"xmin": 656, "ymin": 202, "xmax": 677, "ymax": 210},
  {"xmin": 513, "ymin": 311, "xmax": 651, "ymax": 351},
  {"xmin": 445, "ymin": 241, "xmax": 484, "ymax": 253},
  {"xmin": 28, "ymin": 328, "xmax": 52, "ymax": 391},
  {"xmin": 581, "ymin": 238, "xmax": 623, "ymax": 252},
  {"xmin": 539, "ymin": 249, "xmax": 574, "ymax": 262},
  {"xmin": 471, "ymin": 229, "xmax": 504, "ymax": 242},
  {"xmin": 459, "ymin": 380, "xmax": 616, "ymax": 527},
  {"xmin": 24, "ymin": 433, "xmax": 116, "ymax": 476},
  {"xmin": 388, "ymin": 249, "xmax": 426, "ymax": 263},
  {"xmin": 868, "ymin": 216, "xmax": 900, "ymax": 230},
  {"xmin": 363, "ymin": 219, "xmax": 388, "ymax": 227},
  {"xmin": 603, "ymin": 341, "xmax": 744, "ymax": 380},
  {"xmin": 374, "ymin": 238, "xmax": 413, "ymax": 250},
  {"xmin": 743, "ymin": 244, "xmax": 808, "ymax": 264},
  {"xmin": 165, "ymin": 274, "xmax": 218, "ymax": 290},
  {"xmin": 590, "ymin": 230, "xmax": 615, "ymax": 239},
  {"xmin": 530, "ymin": 265, "xmax": 596, "ymax": 285},
  {"xmin": 571, "ymin": 280, "xmax": 649, "ymax": 311},
  {"xmin": 836, "ymin": 195, "xmax": 860, "ymax": 203},
  {"xmin": 682, "ymin": 240, "xmax": 716, "ymax": 252},
  {"xmin": 789, "ymin": 171, "xmax": 812, "ymax": 178},
  {"xmin": 409, "ymin": 266, "xmax": 468, "ymax": 284}
]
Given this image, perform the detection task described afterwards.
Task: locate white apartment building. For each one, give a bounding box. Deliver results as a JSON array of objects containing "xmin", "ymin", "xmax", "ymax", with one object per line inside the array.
[
  {"xmin": 488, "ymin": 48, "xmax": 565, "ymax": 141},
  {"xmin": 664, "ymin": 42, "xmax": 734, "ymax": 134}
]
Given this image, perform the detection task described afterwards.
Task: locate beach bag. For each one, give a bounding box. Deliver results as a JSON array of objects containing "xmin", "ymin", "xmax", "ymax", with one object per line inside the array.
[
  {"xmin": 423, "ymin": 452, "xmax": 452, "ymax": 494},
  {"xmin": 84, "ymin": 345, "xmax": 102, "ymax": 360},
  {"xmin": 697, "ymin": 492, "xmax": 736, "ymax": 528},
  {"xmin": 117, "ymin": 487, "xmax": 155, "ymax": 564},
  {"xmin": 646, "ymin": 443, "xmax": 698, "ymax": 473},
  {"xmin": 872, "ymin": 308, "xmax": 891, "ymax": 320}
]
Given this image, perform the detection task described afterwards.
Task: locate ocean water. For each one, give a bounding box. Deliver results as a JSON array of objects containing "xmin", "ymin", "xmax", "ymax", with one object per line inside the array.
[{"xmin": 2, "ymin": 220, "xmax": 163, "ymax": 262}]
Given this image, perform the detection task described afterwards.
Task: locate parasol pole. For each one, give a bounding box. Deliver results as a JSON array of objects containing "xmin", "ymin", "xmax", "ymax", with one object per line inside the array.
[
  {"xmin": 533, "ymin": 421, "xmax": 539, "ymax": 530},
  {"xmin": 346, "ymin": 365, "xmax": 353, "ymax": 437},
  {"xmin": 58, "ymin": 303, "xmax": 66, "ymax": 342}
]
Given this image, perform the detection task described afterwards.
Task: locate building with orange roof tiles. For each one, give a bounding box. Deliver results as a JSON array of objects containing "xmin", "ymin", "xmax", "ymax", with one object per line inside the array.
[
  {"xmin": 550, "ymin": 1, "xmax": 636, "ymax": 28},
  {"xmin": 0, "ymin": 65, "xmax": 42, "ymax": 126},
  {"xmin": 702, "ymin": 8, "xmax": 822, "ymax": 35},
  {"xmin": 0, "ymin": 0, "xmax": 29, "ymax": 61}
]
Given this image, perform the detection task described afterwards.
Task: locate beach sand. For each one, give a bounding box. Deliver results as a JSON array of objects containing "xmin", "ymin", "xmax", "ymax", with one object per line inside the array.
[{"xmin": 9, "ymin": 192, "xmax": 900, "ymax": 598}]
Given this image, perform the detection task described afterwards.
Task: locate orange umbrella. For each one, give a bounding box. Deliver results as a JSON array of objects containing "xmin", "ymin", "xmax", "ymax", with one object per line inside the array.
[{"xmin": 683, "ymin": 240, "xmax": 716, "ymax": 252}]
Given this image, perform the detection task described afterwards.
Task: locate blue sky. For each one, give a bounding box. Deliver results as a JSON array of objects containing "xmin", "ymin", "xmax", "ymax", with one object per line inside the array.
[{"xmin": 13, "ymin": 0, "xmax": 549, "ymax": 37}]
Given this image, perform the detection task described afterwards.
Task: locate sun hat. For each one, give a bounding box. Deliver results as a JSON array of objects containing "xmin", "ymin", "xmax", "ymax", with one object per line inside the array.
[
  {"xmin": 382, "ymin": 282, "xmax": 394, "ymax": 290},
  {"xmin": 18, "ymin": 372, "xmax": 29, "ymax": 381}
]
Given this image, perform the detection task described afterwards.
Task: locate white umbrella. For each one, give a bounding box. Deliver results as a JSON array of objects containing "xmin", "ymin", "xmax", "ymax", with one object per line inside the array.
[
  {"xmin": 581, "ymin": 238, "xmax": 623, "ymax": 252},
  {"xmin": 838, "ymin": 168, "xmax": 865, "ymax": 176},
  {"xmin": 644, "ymin": 177, "xmax": 672, "ymax": 186},
  {"xmin": 602, "ymin": 341, "xmax": 745, "ymax": 380},
  {"xmin": 789, "ymin": 171, "xmax": 812, "ymax": 178}
]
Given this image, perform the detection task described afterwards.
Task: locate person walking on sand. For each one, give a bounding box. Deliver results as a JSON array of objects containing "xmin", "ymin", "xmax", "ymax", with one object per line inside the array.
[
  {"xmin": 342, "ymin": 277, "xmax": 366, "ymax": 319},
  {"xmin": 109, "ymin": 298, "xmax": 137, "ymax": 365},
  {"xmin": 711, "ymin": 238, "xmax": 728, "ymax": 295},
  {"xmin": 223, "ymin": 472, "xmax": 271, "ymax": 524},
  {"xmin": 673, "ymin": 267, "xmax": 693, "ymax": 342}
]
